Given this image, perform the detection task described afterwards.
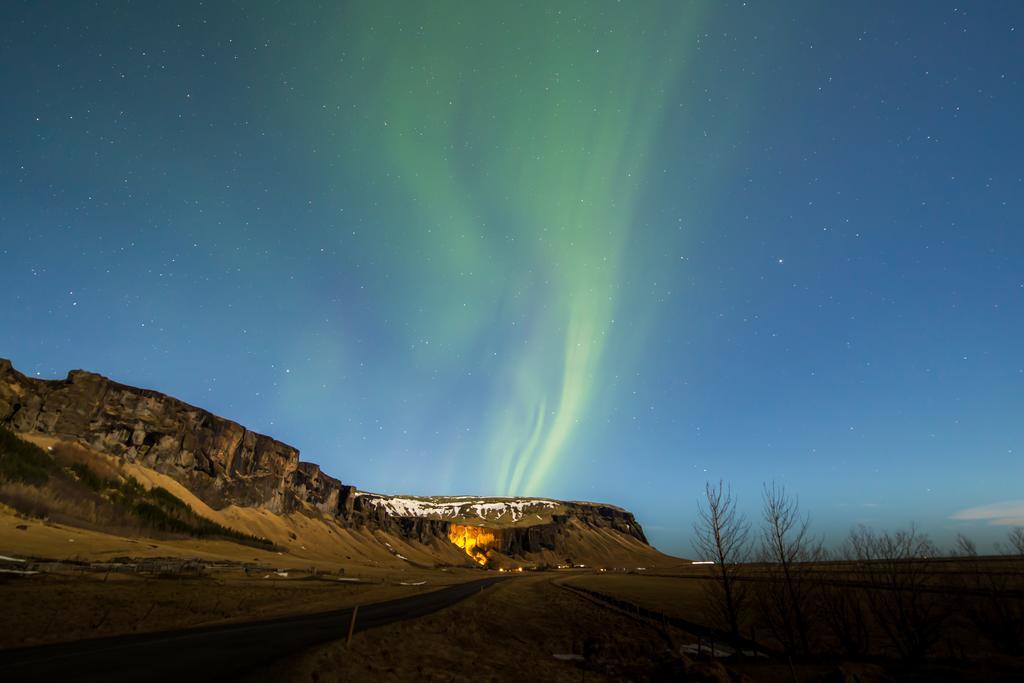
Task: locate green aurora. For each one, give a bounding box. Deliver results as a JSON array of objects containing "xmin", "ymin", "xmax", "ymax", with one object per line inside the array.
[{"xmin": 314, "ymin": 3, "xmax": 705, "ymax": 494}]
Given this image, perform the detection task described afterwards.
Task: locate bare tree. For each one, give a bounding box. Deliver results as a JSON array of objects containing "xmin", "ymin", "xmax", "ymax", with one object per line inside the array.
[
  {"xmin": 954, "ymin": 533, "xmax": 977, "ymax": 557},
  {"xmin": 848, "ymin": 524, "xmax": 947, "ymax": 660},
  {"xmin": 817, "ymin": 542, "xmax": 871, "ymax": 657},
  {"xmin": 953, "ymin": 532, "xmax": 1024, "ymax": 654},
  {"xmin": 1013, "ymin": 527, "xmax": 1024, "ymax": 554},
  {"xmin": 996, "ymin": 527, "xmax": 1024, "ymax": 556},
  {"xmin": 693, "ymin": 480, "xmax": 750, "ymax": 639},
  {"xmin": 755, "ymin": 482, "xmax": 822, "ymax": 656}
]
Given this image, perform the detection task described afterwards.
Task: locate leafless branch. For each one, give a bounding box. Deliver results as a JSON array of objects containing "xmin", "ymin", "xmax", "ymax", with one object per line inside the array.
[{"xmin": 692, "ymin": 480, "xmax": 751, "ymax": 639}]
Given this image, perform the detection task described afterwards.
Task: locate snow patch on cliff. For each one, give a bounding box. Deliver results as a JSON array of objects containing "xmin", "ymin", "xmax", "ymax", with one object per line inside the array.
[{"xmin": 356, "ymin": 494, "xmax": 559, "ymax": 522}]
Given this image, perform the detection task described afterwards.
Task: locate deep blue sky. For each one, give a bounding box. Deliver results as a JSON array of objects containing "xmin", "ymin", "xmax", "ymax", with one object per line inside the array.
[{"xmin": 2, "ymin": 2, "xmax": 1022, "ymax": 555}]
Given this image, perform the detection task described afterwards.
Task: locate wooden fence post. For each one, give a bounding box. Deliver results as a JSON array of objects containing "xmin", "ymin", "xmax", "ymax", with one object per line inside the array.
[{"xmin": 346, "ymin": 605, "xmax": 359, "ymax": 647}]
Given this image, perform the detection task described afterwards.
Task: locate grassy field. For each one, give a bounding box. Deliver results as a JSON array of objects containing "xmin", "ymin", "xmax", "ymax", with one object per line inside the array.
[
  {"xmin": 560, "ymin": 566, "xmax": 1024, "ymax": 680},
  {"xmin": 0, "ymin": 561, "xmax": 486, "ymax": 649},
  {"xmin": 259, "ymin": 573, "xmax": 725, "ymax": 683},
  {"xmin": 262, "ymin": 571, "xmax": 1024, "ymax": 683},
  {"xmin": 562, "ymin": 573, "xmax": 708, "ymax": 621}
]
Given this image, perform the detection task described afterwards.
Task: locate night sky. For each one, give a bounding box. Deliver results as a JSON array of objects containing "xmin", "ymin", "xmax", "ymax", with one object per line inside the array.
[{"xmin": 2, "ymin": 2, "xmax": 1022, "ymax": 555}]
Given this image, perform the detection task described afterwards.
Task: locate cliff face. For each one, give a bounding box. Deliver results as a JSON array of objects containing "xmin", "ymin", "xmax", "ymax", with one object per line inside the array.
[
  {"xmin": 446, "ymin": 508, "xmax": 649, "ymax": 565},
  {"xmin": 0, "ymin": 358, "xmax": 652, "ymax": 564},
  {"xmin": 351, "ymin": 494, "xmax": 649, "ymax": 564},
  {"xmin": 0, "ymin": 359, "xmax": 351, "ymax": 514}
]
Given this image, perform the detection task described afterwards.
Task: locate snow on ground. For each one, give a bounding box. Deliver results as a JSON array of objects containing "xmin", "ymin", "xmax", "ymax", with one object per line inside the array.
[{"xmin": 356, "ymin": 493, "xmax": 559, "ymax": 522}]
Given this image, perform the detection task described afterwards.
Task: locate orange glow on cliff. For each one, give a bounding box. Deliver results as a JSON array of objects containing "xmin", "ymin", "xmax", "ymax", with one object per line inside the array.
[{"xmin": 448, "ymin": 524, "xmax": 497, "ymax": 565}]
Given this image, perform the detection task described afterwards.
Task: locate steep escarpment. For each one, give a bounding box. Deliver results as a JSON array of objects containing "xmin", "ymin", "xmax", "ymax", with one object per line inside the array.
[
  {"xmin": 0, "ymin": 359, "xmax": 352, "ymax": 515},
  {"xmin": 442, "ymin": 516, "xmax": 660, "ymax": 568},
  {"xmin": 350, "ymin": 493, "xmax": 646, "ymax": 540},
  {"xmin": 354, "ymin": 494, "xmax": 652, "ymax": 567},
  {"xmin": 0, "ymin": 358, "xmax": 663, "ymax": 567}
]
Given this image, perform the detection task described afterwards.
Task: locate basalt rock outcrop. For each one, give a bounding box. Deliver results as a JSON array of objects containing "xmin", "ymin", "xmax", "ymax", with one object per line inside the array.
[
  {"xmin": 350, "ymin": 493, "xmax": 649, "ymax": 564},
  {"xmin": 0, "ymin": 358, "xmax": 654, "ymax": 563},
  {"xmin": 443, "ymin": 509, "xmax": 650, "ymax": 566},
  {"xmin": 497, "ymin": 506, "xmax": 648, "ymax": 552},
  {"xmin": 346, "ymin": 495, "xmax": 646, "ymax": 549},
  {"xmin": 0, "ymin": 358, "xmax": 352, "ymax": 515}
]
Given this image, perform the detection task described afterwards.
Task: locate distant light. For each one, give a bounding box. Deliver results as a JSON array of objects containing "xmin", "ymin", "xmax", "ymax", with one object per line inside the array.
[{"xmin": 692, "ymin": 560, "xmax": 715, "ymax": 565}]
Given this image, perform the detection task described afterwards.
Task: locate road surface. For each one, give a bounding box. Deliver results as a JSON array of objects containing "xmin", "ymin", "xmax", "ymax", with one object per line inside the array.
[{"xmin": 0, "ymin": 576, "xmax": 508, "ymax": 681}]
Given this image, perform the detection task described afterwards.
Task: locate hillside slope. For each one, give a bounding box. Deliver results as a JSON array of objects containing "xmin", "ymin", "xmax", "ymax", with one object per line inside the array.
[{"xmin": 0, "ymin": 358, "xmax": 675, "ymax": 569}]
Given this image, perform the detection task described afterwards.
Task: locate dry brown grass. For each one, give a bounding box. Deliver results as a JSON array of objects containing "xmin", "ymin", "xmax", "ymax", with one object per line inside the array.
[
  {"xmin": 0, "ymin": 474, "xmax": 141, "ymax": 537},
  {"xmin": 0, "ymin": 570, "xmax": 464, "ymax": 649},
  {"xmin": 260, "ymin": 574, "xmax": 722, "ymax": 683},
  {"xmin": 1, "ymin": 438, "xmax": 167, "ymax": 538},
  {"xmin": 563, "ymin": 566, "xmax": 1024, "ymax": 679},
  {"xmin": 269, "ymin": 572, "xmax": 1022, "ymax": 683},
  {"xmin": 48, "ymin": 441, "xmax": 124, "ymax": 481},
  {"xmin": 564, "ymin": 573, "xmax": 709, "ymax": 622}
]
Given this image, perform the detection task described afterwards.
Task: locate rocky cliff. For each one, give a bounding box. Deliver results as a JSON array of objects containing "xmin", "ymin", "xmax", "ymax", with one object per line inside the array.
[
  {"xmin": 352, "ymin": 493, "xmax": 648, "ymax": 562},
  {"xmin": 0, "ymin": 358, "xmax": 352, "ymax": 515},
  {"xmin": 0, "ymin": 358, "xmax": 652, "ymax": 565}
]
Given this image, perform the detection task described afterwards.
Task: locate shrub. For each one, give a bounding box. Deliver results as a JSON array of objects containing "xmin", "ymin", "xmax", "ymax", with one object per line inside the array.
[
  {"xmin": 68, "ymin": 462, "xmax": 105, "ymax": 491},
  {"xmin": 132, "ymin": 500, "xmax": 193, "ymax": 534},
  {"xmin": 0, "ymin": 426, "xmax": 56, "ymax": 486},
  {"xmin": 127, "ymin": 483, "xmax": 275, "ymax": 550},
  {"xmin": 149, "ymin": 486, "xmax": 188, "ymax": 510}
]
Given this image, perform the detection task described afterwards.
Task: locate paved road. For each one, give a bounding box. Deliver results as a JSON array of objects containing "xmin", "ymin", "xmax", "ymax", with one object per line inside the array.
[{"xmin": 0, "ymin": 576, "xmax": 508, "ymax": 682}]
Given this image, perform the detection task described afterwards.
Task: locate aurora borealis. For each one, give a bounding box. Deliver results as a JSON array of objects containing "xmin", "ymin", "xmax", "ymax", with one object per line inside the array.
[
  {"xmin": 2, "ymin": 2, "xmax": 1023, "ymax": 553},
  {"xmin": 332, "ymin": 3, "xmax": 700, "ymax": 496}
]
